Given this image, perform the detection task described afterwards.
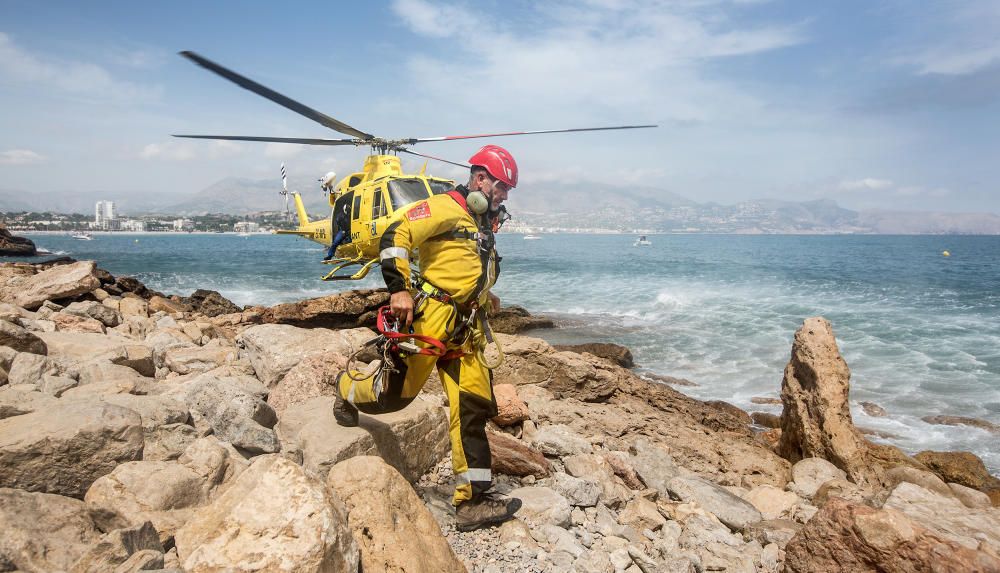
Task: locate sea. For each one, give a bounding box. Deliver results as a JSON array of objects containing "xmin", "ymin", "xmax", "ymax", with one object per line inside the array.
[{"xmin": 23, "ymin": 232, "xmax": 1000, "ymax": 473}]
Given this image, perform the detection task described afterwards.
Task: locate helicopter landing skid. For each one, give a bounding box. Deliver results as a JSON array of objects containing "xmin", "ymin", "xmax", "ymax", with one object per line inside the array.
[{"xmin": 321, "ymin": 257, "xmax": 380, "ymax": 281}]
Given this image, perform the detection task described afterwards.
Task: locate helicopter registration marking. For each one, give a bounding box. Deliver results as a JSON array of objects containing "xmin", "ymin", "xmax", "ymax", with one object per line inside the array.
[{"xmin": 406, "ymin": 202, "xmax": 431, "ymax": 221}]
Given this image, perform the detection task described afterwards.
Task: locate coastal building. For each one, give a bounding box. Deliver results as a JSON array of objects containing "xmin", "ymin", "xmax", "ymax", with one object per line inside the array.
[
  {"xmin": 94, "ymin": 201, "xmax": 116, "ymax": 229},
  {"xmin": 173, "ymin": 219, "xmax": 194, "ymax": 231},
  {"xmin": 119, "ymin": 219, "xmax": 146, "ymax": 232},
  {"xmin": 233, "ymin": 221, "xmax": 259, "ymax": 233}
]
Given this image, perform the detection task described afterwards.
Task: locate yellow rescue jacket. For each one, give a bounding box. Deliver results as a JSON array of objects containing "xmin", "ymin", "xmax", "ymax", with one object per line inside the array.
[{"xmin": 379, "ymin": 189, "xmax": 499, "ymax": 305}]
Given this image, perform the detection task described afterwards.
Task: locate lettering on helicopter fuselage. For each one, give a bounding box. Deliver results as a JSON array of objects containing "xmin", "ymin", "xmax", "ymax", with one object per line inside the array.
[
  {"xmin": 351, "ymin": 231, "xmax": 360, "ymax": 241},
  {"xmin": 370, "ymin": 221, "xmax": 377, "ymax": 235}
]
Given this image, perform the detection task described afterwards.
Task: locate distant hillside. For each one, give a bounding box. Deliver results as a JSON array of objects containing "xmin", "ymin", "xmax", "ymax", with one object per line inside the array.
[
  {"xmin": 160, "ymin": 177, "xmax": 330, "ymax": 216},
  {"xmin": 506, "ymin": 181, "xmax": 698, "ymax": 215},
  {"xmin": 857, "ymin": 210, "xmax": 1000, "ymax": 234}
]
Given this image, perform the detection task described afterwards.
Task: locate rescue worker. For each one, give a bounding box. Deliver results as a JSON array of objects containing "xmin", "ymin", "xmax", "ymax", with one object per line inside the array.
[{"xmin": 333, "ymin": 144, "xmax": 521, "ymax": 532}]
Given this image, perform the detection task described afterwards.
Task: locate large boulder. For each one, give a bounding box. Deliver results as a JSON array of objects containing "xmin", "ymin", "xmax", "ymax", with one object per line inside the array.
[
  {"xmin": 0, "ymin": 319, "xmax": 47, "ymax": 354},
  {"xmin": 267, "ymin": 352, "xmax": 347, "ymax": 417},
  {"xmin": 0, "ymin": 488, "xmax": 102, "ymax": 572},
  {"xmin": 0, "ymin": 383, "xmax": 58, "ymax": 418},
  {"xmin": 783, "ymin": 497, "xmax": 1000, "ymax": 573},
  {"xmin": 0, "ymin": 399, "xmax": 144, "ymax": 498},
  {"xmin": 162, "ymin": 342, "xmax": 237, "ymax": 375},
  {"xmin": 508, "ymin": 486, "xmax": 572, "ymax": 527},
  {"xmin": 13, "ymin": 260, "xmax": 101, "ymax": 310},
  {"xmin": 788, "ymin": 457, "xmax": 848, "ymax": 498},
  {"xmin": 0, "ymin": 226, "xmax": 36, "ymax": 256},
  {"xmin": 492, "ymin": 383, "xmax": 530, "ymax": 426},
  {"xmin": 236, "ymin": 324, "xmax": 374, "ymax": 386},
  {"xmin": 913, "ymin": 450, "xmax": 1000, "ymax": 492},
  {"xmin": 491, "ymin": 334, "xmax": 619, "ymax": 401},
  {"xmin": 162, "ymin": 373, "xmax": 279, "ymax": 454},
  {"xmin": 489, "ymin": 305, "xmax": 554, "ymax": 334},
  {"xmin": 327, "ymin": 456, "xmax": 465, "ymax": 573},
  {"xmin": 85, "ymin": 437, "xmax": 248, "ymax": 544},
  {"xmin": 553, "ymin": 342, "xmax": 635, "ymax": 368},
  {"xmin": 881, "ymin": 482, "xmax": 1000, "ymax": 553},
  {"xmin": 488, "ymin": 430, "xmax": 551, "ymax": 477},
  {"xmin": 277, "ymin": 396, "xmax": 449, "ymax": 482},
  {"xmin": 175, "ymin": 455, "xmax": 359, "ymax": 573},
  {"xmin": 778, "ymin": 317, "xmax": 883, "ymax": 488},
  {"xmin": 68, "ymin": 521, "xmax": 163, "ymax": 573},
  {"xmin": 253, "ymin": 288, "xmax": 388, "ymax": 329},
  {"xmin": 182, "ymin": 289, "xmax": 242, "ymax": 317},
  {"xmin": 62, "ymin": 300, "xmax": 121, "ymax": 327},
  {"xmin": 667, "ymin": 476, "xmax": 763, "ymax": 531}
]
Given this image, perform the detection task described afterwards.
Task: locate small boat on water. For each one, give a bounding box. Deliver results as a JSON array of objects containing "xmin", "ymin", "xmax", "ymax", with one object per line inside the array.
[
  {"xmin": 71, "ymin": 232, "xmax": 93, "ymax": 241},
  {"xmin": 634, "ymin": 235, "xmax": 652, "ymax": 246},
  {"xmin": 523, "ymin": 234, "xmax": 541, "ymax": 240}
]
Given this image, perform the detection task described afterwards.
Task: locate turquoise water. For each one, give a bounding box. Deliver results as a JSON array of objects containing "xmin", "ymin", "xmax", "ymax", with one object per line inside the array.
[{"xmin": 25, "ymin": 232, "xmax": 1000, "ymax": 472}]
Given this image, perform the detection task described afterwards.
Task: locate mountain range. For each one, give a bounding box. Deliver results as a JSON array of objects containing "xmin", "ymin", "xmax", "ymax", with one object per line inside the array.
[{"xmin": 2, "ymin": 178, "xmax": 999, "ymax": 234}]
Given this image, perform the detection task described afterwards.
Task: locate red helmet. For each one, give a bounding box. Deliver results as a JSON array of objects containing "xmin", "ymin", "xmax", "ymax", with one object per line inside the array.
[{"xmin": 468, "ymin": 145, "xmax": 518, "ymax": 188}]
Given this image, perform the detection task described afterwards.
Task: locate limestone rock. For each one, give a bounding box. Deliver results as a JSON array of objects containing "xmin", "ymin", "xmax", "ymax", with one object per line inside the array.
[
  {"xmin": 113, "ymin": 344, "xmax": 155, "ymax": 377},
  {"xmin": 813, "ymin": 478, "xmax": 869, "ymax": 506},
  {"xmin": 162, "ymin": 343, "xmax": 236, "ymax": 375},
  {"xmin": 182, "ymin": 289, "xmax": 241, "ymax": 317},
  {"xmin": 143, "ymin": 423, "xmax": 199, "ymax": 462},
  {"xmin": 885, "ymin": 465, "xmax": 954, "ymax": 498},
  {"xmin": 860, "ymin": 401, "xmax": 887, "ymax": 417},
  {"xmin": 492, "ymin": 383, "xmax": 530, "ymax": 426},
  {"xmin": 13, "ymin": 261, "xmax": 101, "ymax": 310},
  {"xmin": 667, "ymin": 476, "xmax": 763, "ymax": 531},
  {"xmin": 0, "ymin": 400, "xmax": 143, "ymax": 498},
  {"xmin": 236, "ymin": 324, "xmax": 374, "ymax": 386},
  {"xmin": 63, "ymin": 300, "xmax": 121, "ymax": 327},
  {"xmin": 602, "ymin": 450, "xmax": 645, "ymax": 490},
  {"xmin": 549, "ymin": 471, "xmax": 601, "ymax": 507},
  {"xmin": 922, "ymin": 415, "xmax": 1000, "ymax": 434},
  {"xmin": 949, "ymin": 482, "xmax": 993, "ymax": 509},
  {"xmin": 163, "ymin": 373, "xmax": 279, "ymax": 454},
  {"xmin": 0, "ymin": 383, "xmax": 58, "ymax": 418},
  {"xmin": 742, "ymin": 518, "xmax": 802, "ymax": 549},
  {"xmin": 743, "ymin": 485, "xmax": 799, "ymax": 521},
  {"xmin": 489, "ymin": 305, "xmax": 554, "ymax": 334},
  {"xmin": 563, "ymin": 453, "xmax": 632, "ymax": 509},
  {"xmin": 914, "ymin": 450, "xmax": 1000, "ymax": 491},
  {"xmin": 778, "ymin": 317, "xmax": 882, "ymax": 487},
  {"xmin": 783, "ymin": 496, "xmax": 1000, "ymax": 573},
  {"xmin": 629, "ymin": 438, "xmax": 682, "ymax": 496},
  {"xmin": 148, "ymin": 295, "xmax": 192, "ymax": 315},
  {"xmin": 69, "ymin": 521, "xmax": 163, "ymax": 573},
  {"xmin": 751, "ymin": 411, "xmax": 781, "ymax": 428},
  {"xmin": 531, "ymin": 423, "xmax": 592, "ymax": 456},
  {"xmin": 553, "ymin": 342, "xmax": 635, "ymax": 368},
  {"xmin": 327, "ymin": 456, "xmax": 465, "ymax": 573},
  {"xmin": 0, "ymin": 488, "xmax": 101, "ymax": 572},
  {"xmin": 252, "ymin": 288, "xmax": 387, "ymax": 328},
  {"xmin": 266, "ymin": 352, "xmax": 346, "ymax": 417},
  {"xmin": 618, "ymin": 496, "xmax": 667, "ymax": 531},
  {"xmin": 0, "ymin": 226, "xmax": 36, "ymax": 255},
  {"xmin": 788, "ymin": 457, "xmax": 848, "ymax": 498},
  {"xmin": 881, "ymin": 482, "xmax": 1000, "ymax": 553},
  {"xmin": 0, "ymin": 318, "xmax": 47, "ymax": 354},
  {"xmin": 488, "ymin": 430, "xmax": 551, "ymax": 477},
  {"xmin": 509, "ymin": 486, "xmax": 572, "ymax": 527},
  {"xmin": 7, "ymin": 351, "xmax": 58, "ymax": 385},
  {"xmin": 119, "ymin": 297, "xmax": 149, "ymax": 317},
  {"xmin": 175, "ymin": 455, "xmax": 359, "ymax": 573},
  {"xmin": 490, "ymin": 334, "xmax": 619, "ymax": 401},
  {"xmin": 277, "ymin": 396, "xmax": 449, "ymax": 482}
]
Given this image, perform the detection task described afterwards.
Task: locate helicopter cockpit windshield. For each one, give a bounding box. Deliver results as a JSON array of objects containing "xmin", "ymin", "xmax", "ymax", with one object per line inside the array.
[{"xmin": 387, "ymin": 178, "xmax": 432, "ymax": 210}]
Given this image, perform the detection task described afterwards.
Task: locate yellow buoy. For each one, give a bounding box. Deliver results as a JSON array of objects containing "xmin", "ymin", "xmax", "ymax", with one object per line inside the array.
[{"xmin": 942, "ymin": 250, "xmax": 950, "ymax": 257}]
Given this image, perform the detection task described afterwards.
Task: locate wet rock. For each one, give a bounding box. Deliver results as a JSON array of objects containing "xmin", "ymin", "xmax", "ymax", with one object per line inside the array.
[
  {"xmin": 182, "ymin": 289, "xmax": 241, "ymax": 317},
  {"xmin": 492, "ymin": 383, "xmax": 530, "ymax": 426},
  {"xmin": 666, "ymin": 476, "xmax": 763, "ymax": 531},
  {"xmin": 554, "ymin": 342, "xmax": 634, "ymax": 368},
  {"xmin": 860, "ymin": 401, "xmax": 888, "ymax": 417},
  {"xmin": 785, "ymin": 496, "xmax": 1000, "ymax": 572},
  {"xmin": 253, "ymin": 288, "xmax": 388, "ymax": 329},
  {"xmin": 328, "ymin": 456, "xmax": 465, "ymax": 573},
  {"xmin": 0, "ymin": 318, "xmax": 47, "ymax": 354},
  {"xmin": 175, "ymin": 455, "xmax": 359, "ymax": 573},
  {"xmin": 751, "ymin": 411, "xmax": 782, "ymax": 428},
  {"xmin": 488, "ymin": 430, "xmax": 551, "ymax": 478},
  {"xmin": 778, "ymin": 317, "xmax": 884, "ymax": 488},
  {"xmin": 0, "ymin": 399, "xmax": 143, "ymax": 498},
  {"xmin": 639, "ymin": 371, "xmax": 699, "ymax": 387},
  {"xmin": 705, "ymin": 400, "xmax": 752, "ymax": 426},
  {"xmin": 13, "ymin": 260, "xmax": 101, "ymax": 310},
  {"xmin": 490, "ymin": 305, "xmax": 555, "ymax": 334},
  {"xmin": 922, "ymin": 415, "xmax": 1000, "ymax": 434},
  {"xmin": 913, "ymin": 450, "xmax": 1000, "ymax": 492},
  {"xmin": 113, "ymin": 276, "xmax": 160, "ymax": 299},
  {"xmin": 0, "ymin": 488, "xmax": 101, "ymax": 572},
  {"xmin": 0, "ymin": 226, "xmax": 36, "ymax": 256}
]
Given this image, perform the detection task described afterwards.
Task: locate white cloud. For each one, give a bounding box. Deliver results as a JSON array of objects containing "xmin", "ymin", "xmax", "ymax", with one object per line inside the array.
[
  {"xmin": 890, "ymin": 2, "xmax": 1000, "ymax": 76},
  {"xmin": 0, "ymin": 32, "xmax": 161, "ymax": 103},
  {"xmin": 0, "ymin": 149, "xmax": 45, "ymax": 165},
  {"xmin": 839, "ymin": 178, "xmax": 894, "ymax": 191},
  {"xmin": 391, "ymin": 0, "xmax": 478, "ymax": 38},
  {"xmin": 140, "ymin": 140, "xmax": 243, "ymax": 161}
]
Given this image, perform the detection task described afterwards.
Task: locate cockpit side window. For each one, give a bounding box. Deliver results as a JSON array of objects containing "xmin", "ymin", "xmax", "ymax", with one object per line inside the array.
[
  {"xmin": 428, "ymin": 179, "xmax": 456, "ymax": 195},
  {"xmin": 387, "ymin": 178, "xmax": 431, "ymax": 210},
  {"xmin": 372, "ymin": 187, "xmax": 387, "ymax": 219}
]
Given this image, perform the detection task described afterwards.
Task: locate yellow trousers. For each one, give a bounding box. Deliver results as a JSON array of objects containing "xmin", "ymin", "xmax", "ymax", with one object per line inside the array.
[{"xmin": 336, "ymin": 296, "xmax": 496, "ymax": 505}]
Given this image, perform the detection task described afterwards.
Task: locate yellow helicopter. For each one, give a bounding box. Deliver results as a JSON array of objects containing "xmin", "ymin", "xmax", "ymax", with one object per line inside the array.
[{"xmin": 175, "ymin": 51, "xmax": 656, "ymax": 280}]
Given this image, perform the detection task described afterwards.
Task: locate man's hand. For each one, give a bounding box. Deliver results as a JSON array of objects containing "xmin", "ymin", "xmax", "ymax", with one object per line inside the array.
[
  {"xmin": 390, "ymin": 291, "xmax": 415, "ymax": 329},
  {"xmin": 487, "ymin": 291, "xmax": 501, "ymax": 315}
]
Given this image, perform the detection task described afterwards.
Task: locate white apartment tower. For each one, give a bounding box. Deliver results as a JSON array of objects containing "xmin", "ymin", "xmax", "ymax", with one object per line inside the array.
[{"xmin": 94, "ymin": 201, "xmax": 117, "ymax": 228}]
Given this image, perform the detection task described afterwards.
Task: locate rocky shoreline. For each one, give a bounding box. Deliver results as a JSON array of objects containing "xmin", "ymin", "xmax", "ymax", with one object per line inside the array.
[{"xmin": 1, "ymin": 258, "xmax": 998, "ymax": 572}]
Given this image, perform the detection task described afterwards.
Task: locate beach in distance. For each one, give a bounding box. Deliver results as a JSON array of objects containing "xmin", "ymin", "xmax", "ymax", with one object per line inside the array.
[{"xmin": 23, "ymin": 231, "xmax": 1000, "ymax": 472}]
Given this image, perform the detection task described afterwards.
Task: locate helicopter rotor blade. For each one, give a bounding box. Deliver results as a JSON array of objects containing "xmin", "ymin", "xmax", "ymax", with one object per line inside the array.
[
  {"xmin": 173, "ymin": 135, "xmax": 359, "ymax": 146},
  {"xmin": 406, "ymin": 124, "xmax": 657, "ymax": 144},
  {"xmin": 399, "ymin": 148, "xmax": 470, "ymax": 169},
  {"xmin": 179, "ymin": 51, "xmax": 374, "ymax": 140}
]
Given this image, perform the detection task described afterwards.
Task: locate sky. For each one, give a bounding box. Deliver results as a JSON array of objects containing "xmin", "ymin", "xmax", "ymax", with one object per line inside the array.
[{"xmin": 1, "ymin": 0, "xmax": 998, "ymax": 213}]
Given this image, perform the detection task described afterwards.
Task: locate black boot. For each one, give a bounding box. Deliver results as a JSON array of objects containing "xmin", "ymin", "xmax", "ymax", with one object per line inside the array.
[
  {"xmin": 455, "ymin": 493, "xmax": 522, "ymax": 532},
  {"xmin": 333, "ymin": 390, "xmax": 359, "ymax": 427}
]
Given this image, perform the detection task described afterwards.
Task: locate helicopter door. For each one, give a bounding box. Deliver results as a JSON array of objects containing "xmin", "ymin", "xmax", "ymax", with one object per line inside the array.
[{"xmin": 332, "ymin": 191, "xmax": 354, "ymax": 244}]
